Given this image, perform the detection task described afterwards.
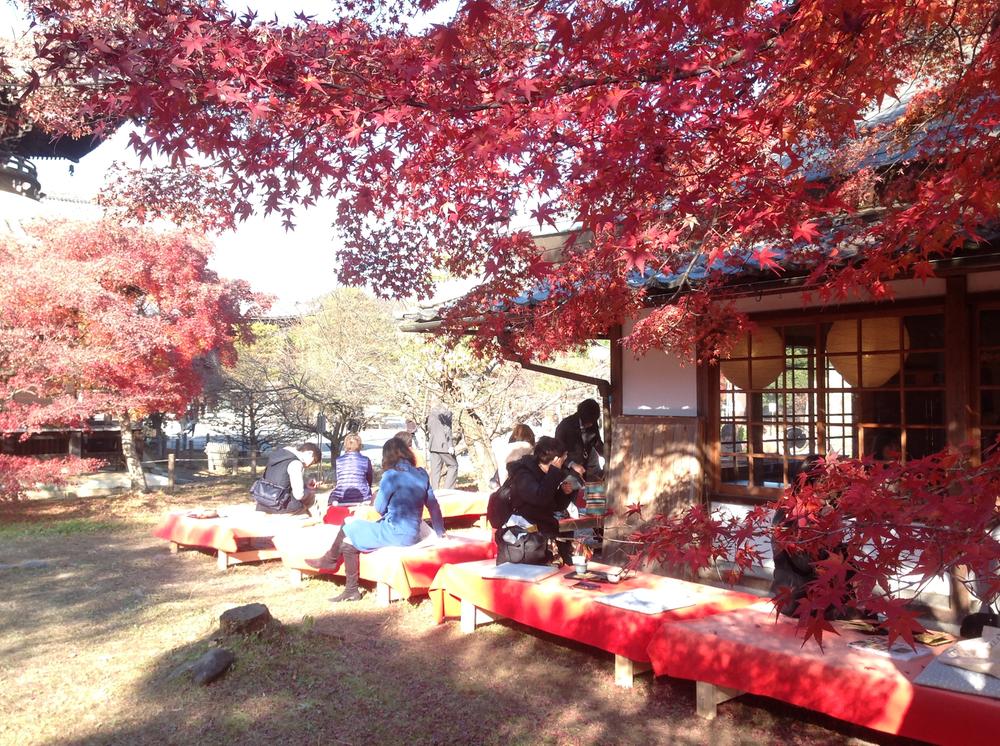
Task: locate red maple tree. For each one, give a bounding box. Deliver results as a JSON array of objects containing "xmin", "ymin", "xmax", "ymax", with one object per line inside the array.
[
  {"xmin": 4, "ymin": 1, "xmax": 999, "ymax": 637},
  {"xmin": 8, "ymin": 0, "xmax": 996, "ymax": 355},
  {"xmin": 0, "ymin": 219, "xmax": 260, "ymax": 494}
]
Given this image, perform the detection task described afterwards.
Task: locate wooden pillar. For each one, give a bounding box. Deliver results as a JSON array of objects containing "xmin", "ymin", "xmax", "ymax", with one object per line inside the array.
[
  {"xmin": 944, "ymin": 275, "xmax": 971, "ymax": 447},
  {"xmin": 68, "ymin": 431, "xmax": 82, "ymax": 458},
  {"xmin": 609, "ymin": 325, "xmax": 624, "ymax": 418},
  {"xmin": 167, "ymin": 453, "xmax": 176, "ymax": 493},
  {"xmin": 944, "ymin": 275, "xmax": 973, "ymax": 615}
]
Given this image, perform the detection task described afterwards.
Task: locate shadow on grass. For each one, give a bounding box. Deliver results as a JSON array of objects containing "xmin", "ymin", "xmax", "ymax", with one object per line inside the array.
[
  {"xmin": 48, "ymin": 588, "xmax": 921, "ymax": 746},
  {"xmin": 0, "ymin": 497, "xmax": 921, "ymax": 746}
]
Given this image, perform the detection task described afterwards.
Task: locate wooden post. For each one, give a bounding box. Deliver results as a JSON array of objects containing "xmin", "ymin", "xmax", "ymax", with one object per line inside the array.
[
  {"xmin": 460, "ymin": 600, "xmax": 497, "ymax": 633},
  {"xmin": 695, "ymin": 681, "xmax": 743, "ymax": 719},
  {"xmin": 613, "ymin": 655, "xmax": 652, "ymax": 688},
  {"xmin": 251, "ymin": 450, "xmax": 258, "ymax": 478},
  {"xmin": 216, "ymin": 550, "xmax": 229, "ymax": 571},
  {"xmin": 945, "ymin": 275, "xmax": 973, "ymax": 615},
  {"xmin": 167, "ymin": 453, "xmax": 175, "ymax": 493},
  {"xmin": 169, "ymin": 541, "xmax": 179, "ymax": 555},
  {"xmin": 375, "ymin": 582, "xmax": 396, "ymax": 606}
]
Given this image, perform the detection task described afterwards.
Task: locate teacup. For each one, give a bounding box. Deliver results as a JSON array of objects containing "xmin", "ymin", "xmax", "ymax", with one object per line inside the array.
[{"xmin": 571, "ymin": 555, "xmax": 588, "ymax": 575}]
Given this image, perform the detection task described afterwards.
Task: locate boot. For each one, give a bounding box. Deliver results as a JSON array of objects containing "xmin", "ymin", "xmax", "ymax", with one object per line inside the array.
[
  {"xmin": 331, "ymin": 545, "xmax": 363, "ymax": 603},
  {"xmin": 306, "ymin": 528, "xmax": 345, "ymax": 570}
]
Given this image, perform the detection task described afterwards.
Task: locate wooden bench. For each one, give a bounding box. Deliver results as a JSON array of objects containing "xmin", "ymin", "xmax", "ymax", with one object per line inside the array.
[
  {"xmin": 429, "ymin": 559, "xmax": 759, "ymax": 688},
  {"xmin": 153, "ymin": 506, "xmax": 317, "ymax": 570},
  {"xmin": 646, "ymin": 604, "xmax": 1000, "ymax": 745},
  {"xmin": 273, "ymin": 524, "xmax": 497, "ymax": 606}
]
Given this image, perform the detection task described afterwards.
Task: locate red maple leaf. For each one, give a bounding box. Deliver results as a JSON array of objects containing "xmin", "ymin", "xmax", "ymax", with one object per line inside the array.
[
  {"xmin": 299, "ymin": 75, "xmax": 325, "ymax": 95},
  {"xmin": 752, "ymin": 246, "xmax": 782, "ymax": 274},
  {"xmin": 792, "ymin": 221, "xmax": 820, "ymax": 242},
  {"xmin": 624, "ymin": 502, "xmax": 643, "ymax": 518}
]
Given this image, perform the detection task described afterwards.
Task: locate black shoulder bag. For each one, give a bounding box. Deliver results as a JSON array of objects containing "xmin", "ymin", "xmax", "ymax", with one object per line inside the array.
[{"xmin": 250, "ymin": 478, "xmax": 291, "ymax": 512}]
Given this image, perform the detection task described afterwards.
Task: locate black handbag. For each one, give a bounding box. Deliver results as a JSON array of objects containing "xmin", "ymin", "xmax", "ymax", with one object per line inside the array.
[
  {"xmin": 250, "ymin": 477, "xmax": 291, "ymax": 511},
  {"xmin": 495, "ymin": 524, "xmax": 550, "ymax": 565}
]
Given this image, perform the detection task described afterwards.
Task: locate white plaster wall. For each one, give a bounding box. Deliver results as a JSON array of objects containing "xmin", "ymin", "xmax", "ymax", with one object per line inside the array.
[{"xmin": 621, "ymin": 314, "xmax": 698, "ymax": 416}]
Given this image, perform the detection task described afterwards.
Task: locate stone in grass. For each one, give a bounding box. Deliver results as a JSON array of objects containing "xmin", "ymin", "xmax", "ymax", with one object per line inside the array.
[
  {"xmin": 219, "ymin": 603, "xmax": 273, "ymax": 635},
  {"xmin": 190, "ymin": 648, "xmax": 236, "ymax": 685}
]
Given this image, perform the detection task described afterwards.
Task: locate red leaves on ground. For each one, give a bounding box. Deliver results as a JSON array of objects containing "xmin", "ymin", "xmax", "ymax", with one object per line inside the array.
[{"xmin": 0, "ymin": 455, "xmax": 104, "ymax": 502}]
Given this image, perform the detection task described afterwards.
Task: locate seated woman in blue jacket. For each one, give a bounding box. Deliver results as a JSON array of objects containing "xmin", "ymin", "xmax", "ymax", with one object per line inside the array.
[{"xmin": 321, "ymin": 436, "xmax": 445, "ymax": 602}]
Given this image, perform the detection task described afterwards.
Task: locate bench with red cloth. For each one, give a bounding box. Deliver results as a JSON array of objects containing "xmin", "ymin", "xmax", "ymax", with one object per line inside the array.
[
  {"xmin": 272, "ymin": 524, "xmax": 497, "ymax": 605},
  {"xmin": 153, "ymin": 504, "xmax": 324, "ymax": 570},
  {"xmin": 645, "ymin": 604, "xmax": 1000, "ymax": 745},
  {"xmin": 428, "ymin": 559, "xmax": 759, "ymax": 687}
]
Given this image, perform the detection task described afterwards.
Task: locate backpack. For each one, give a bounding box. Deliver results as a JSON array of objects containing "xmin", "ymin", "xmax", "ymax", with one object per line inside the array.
[{"xmin": 486, "ymin": 479, "xmax": 514, "ymax": 529}]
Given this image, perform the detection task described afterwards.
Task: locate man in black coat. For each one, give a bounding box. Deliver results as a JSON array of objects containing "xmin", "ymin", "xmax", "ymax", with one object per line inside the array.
[{"xmin": 555, "ymin": 398, "xmax": 604, "ymax": 482}]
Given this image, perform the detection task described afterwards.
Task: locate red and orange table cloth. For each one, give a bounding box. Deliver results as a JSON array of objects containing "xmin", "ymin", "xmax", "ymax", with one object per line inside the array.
[
  {"xmin": 428, "ymin": 559, "xmax": 759, "ymax": 687},
  {"xmin": 154, "ymin": 490, "xmax": 491, "ymax": 570},
  {"xmin": 273, "ymin": 524, "xmax": 497, "ymax": 605},
  {"xmin": 152, "ymin": 505, "xmax": 320, "ymax": 569},
  {"xmin": 646, "ymin": 604, "xmax": 1000, "ymax": 745}
]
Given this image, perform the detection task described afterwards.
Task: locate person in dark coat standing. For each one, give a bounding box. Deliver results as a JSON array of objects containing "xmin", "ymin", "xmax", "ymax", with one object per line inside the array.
[
  {"xmin": 425, "ymin": 403, "xmax": 458, "ymax": 489},
  {"xmin": 555, "ymin": 398, "xmax": 605, "ymax": 481}
]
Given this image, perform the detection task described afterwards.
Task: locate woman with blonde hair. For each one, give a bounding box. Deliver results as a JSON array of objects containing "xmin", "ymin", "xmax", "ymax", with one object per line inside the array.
[{"xmin": 329, "ymin": 432, "xmax": 373, "ymax": 505}]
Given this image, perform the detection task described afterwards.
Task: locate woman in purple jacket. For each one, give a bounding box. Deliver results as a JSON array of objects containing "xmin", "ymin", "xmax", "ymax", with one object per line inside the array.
[{"xmin": 329, "ymin": 433, "xmax": 373, "ymax": 505}]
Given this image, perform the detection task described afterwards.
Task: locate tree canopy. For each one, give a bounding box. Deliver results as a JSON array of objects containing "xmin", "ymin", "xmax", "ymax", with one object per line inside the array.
[
  {"xmin": 3, "ymin": 1, "xmax": 999, "ymax": 640},
  {"xmin": 5, "ymin": 0, "xmax": 998, "ymax": 358},
  {"xmin": 0, "ymin": 218, "xmax": 259, "ymax": 490}
]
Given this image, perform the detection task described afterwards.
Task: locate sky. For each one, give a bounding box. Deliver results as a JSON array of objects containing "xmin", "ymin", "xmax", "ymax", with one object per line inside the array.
[{"xmin": 2, "ymin": 0, "xmax": 459, "ymax": 315}]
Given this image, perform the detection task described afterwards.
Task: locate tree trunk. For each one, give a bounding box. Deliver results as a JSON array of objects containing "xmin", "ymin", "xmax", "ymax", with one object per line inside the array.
[
  {"xmin": 119, "ymin": 411, "xmax": 148, "ymax": 493},
  {"xmin": 460, "ymin": 406, "xmax": 496, "ymax": 492}
]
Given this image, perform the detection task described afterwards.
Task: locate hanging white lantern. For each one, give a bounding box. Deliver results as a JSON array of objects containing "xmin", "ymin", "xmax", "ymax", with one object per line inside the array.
[
  {"xmin": 720, "ymin": 326, "xmax": 786, "ymax": 391},
  {"xmin": 826, "ymin": 317, "xmax": 909, "ymax": 388}
]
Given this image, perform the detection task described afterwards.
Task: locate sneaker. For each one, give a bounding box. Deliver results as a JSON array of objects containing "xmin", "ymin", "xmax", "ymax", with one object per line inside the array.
[{"xmin": 330, "ymin": 588, "xmax": 363, "ymax": 603}]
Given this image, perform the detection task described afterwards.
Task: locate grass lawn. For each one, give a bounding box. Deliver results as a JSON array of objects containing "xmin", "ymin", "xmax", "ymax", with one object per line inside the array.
[{"xmin": 0, "ymin": 482, "xmax": 908, "ymax": 745}]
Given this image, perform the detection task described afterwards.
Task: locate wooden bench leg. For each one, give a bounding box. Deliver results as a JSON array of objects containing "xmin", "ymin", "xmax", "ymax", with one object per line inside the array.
[
  {"xmin": 216, "ymin": 550, "xmax": 230, "ymax": 571},
  {"xmin": 169, "ymin": 541, "xmax": 179, "ymax": 555},
  {"xmin": 459, "ymin": 599, "xmax": 498, "ymax": 633},
  {"xmin": 695, "ymin": 681, "xmax": 743, "ymax": 719},
  {"xmin": 288, "ymin": 569, "xmax": 304, "ymax": 587},
  {"xmin": 375, "ymin": 582, "xmax": 402, "ymax": 607},
  {"xmin": 614, "ymin": 655, "xmax": 652, "ymax": 688}
]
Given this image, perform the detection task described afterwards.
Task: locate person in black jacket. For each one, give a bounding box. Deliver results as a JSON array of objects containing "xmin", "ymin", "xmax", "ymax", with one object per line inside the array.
[
  {"xmin": 504, "ymin": 436, "xmax": 577, "ymax": 558},
  {"xmin": 770, "ymin": 455, "xmax": 872, "ymax": 620},
  {"xmin": 555, "ymin": 399, "xmax": 604, "ymax": 481},
  {"xmin": 254, "ymin": 443, "xmax": 321, "ymax": 515},
  {"xmin": 770, "ymin": 456, "xmax": 824, "ymax": 616}
]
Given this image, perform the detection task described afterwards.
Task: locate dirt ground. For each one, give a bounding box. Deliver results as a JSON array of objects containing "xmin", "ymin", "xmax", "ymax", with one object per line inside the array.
[{"xmin": 0, "ymin": 482, "xmax": 920, "ymax": 746}]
